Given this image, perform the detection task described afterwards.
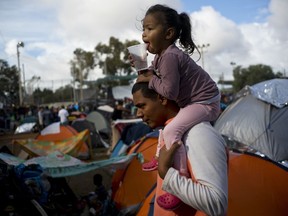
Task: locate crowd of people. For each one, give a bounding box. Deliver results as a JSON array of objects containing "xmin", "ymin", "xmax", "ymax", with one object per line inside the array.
[
  {"xmin": 0, "ymin": 96, "xmax": 142, "ymax": 135},
  {"xmin": 0, "ymin": 103, "xmax": 88, "ymax": 133},
  {"xmin": 111, "ymin": 97, "xmax": 137, "ymax": 121}
]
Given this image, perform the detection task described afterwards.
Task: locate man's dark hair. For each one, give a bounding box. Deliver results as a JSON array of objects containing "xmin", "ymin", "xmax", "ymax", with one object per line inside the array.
[{"xmin": 131, "ymin": 82, "xmax": 158, "ymax": 100}]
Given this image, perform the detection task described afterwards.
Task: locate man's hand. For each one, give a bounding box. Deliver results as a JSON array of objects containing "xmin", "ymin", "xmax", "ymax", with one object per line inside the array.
[{"xmin": 158, "ymin": 142, "xmax": 181, "ymax": 179}]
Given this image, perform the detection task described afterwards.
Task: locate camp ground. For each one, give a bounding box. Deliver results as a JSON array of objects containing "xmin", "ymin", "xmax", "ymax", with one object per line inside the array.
[
  {"xmin": 111, "ymin": 78, "xmax": 288, "ymax": 215},
  {"xmin": 0, "ymin": 110, "xmax": 157, "ymax": 215},
  {"xmin": 0, "ymin": 78, "xmax": 287, "ymax": 215},
  {"xmin": 0, "ymin": 150, "xmax": 138, "ymax": 215}
]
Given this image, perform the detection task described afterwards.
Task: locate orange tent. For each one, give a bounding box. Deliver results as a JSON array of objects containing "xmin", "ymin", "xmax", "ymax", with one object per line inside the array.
[
  {"xmin": 36, "ymin": 124, "xmax": 79, "ymax": 141},
  {"xmin": 227, "ymin": 152, "xmax": 288, "ymax": 216},
  {"xmin": 13, "ymin": 123, "xmax": 91, "ymax": 160},
  {"xmin": 111, "ymin": 131, "xmax": 159, "ymax": 214},
  {"xmin": 136, "ymin": 151, "xmax": 288, "ymax": 216}
]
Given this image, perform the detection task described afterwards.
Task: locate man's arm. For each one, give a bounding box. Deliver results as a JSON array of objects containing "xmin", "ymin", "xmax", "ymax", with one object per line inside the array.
[{"xmin": 161, "ymin": 122, "xmax": 228, "ymax": 216}]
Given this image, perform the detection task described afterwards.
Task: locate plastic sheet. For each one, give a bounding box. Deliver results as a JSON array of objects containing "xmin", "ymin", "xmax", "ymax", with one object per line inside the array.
[{"xmin": 249, "ymin": 79, "xmax": 288, "ymax": 108}]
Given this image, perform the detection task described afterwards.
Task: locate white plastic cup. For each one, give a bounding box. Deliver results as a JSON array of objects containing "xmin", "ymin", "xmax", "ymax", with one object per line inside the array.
[{"xmin": 127, "ymin": 43, "xmax": 148, "ymax": 71}]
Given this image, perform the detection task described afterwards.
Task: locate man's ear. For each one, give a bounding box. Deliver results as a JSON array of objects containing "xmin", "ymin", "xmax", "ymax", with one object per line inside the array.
[
  {"xmin": 165, "ymin": 27, "xmax": 175, "ymax": 40},
  {"xmin": 158, "ymin": 94, "xmax": 168, "ymax": 105}
]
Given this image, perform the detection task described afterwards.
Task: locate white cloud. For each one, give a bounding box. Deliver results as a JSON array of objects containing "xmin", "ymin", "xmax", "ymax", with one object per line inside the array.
[
  {"xmin": 0, "ymin": 0, "xmax": 287, "ymax": 91},
  {"xmin": 0, "ymin": 0, "xmax": 182, "ymax": 89},
  {"xmin": 267, "ymin": 0, "xmax": 288, "ymax": 41},
  {"xmin": 190, "ymin": 6, "xmax": 250, "ymax": 80},
  {"xmin": 188, "ymin": 0, "xmax": 288, "ymax": 81}
]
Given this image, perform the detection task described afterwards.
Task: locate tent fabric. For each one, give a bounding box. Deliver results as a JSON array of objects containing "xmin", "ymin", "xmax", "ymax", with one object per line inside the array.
[
  {"xmin": 13, "ymin": 129, "xmax": 90, "ymax": 159},
  {"xmin": 110, "ymin": 122, "xmax": 153, "ymax": 157},
  {"xmin": 36, "ymin": 123, "xmax": 92, "ymax": 159},
  {"xmin": 136, "ymin": 151, "xmax": 288, "ymax": 216},
  {"xmin": 86, "ymin": 111, "xmax": 111, "ymax": 138},
  {"xmin": 71, "ymin": 118, "xmax": 103, "ymax": 148},
  {"xmin": 136, "ymin": 185, "xmax": 156, "ymax": 216},
  {"xmin": 112, "ymin": 85, "xmax": 133, "ymax": 100},
  {"xmin": 120, "ymin": 122, "xmax": 153, "ymax": 146},
  {"xmin": 97, "ymin": 105, "xmax": 114, "ymax": 113},
  {"xmin": 110, "ymin": 140, "xmax": 129, "ymax": 158},
  {"xmin": 110, "ymin": 118, "xmax": 143, "ymax": 149},
  {"xmin": 110, "ymin": 128, "xmax": 156, "ymax": 158},
  {"xmin": 227, "ymin": 152, "xmax": 288, "ymax": 216},
  {"xmin": 249, "ymin": 78, "xmax": 288, "ymax": 108},
  {"xmin": 40, "ymin": 122, "xmax": 61, "ymax": 135},
  {"xmin": 214, "ymin": 89, "xmax": 288, "ymax": 162},
  {"xmin": 86, "ymin": 111, "xmax": 110, "ymax": 132},
  {"xmin": 0, "ymin": 151, "xmax": 137, "ymax": 178},
  {"xmin": 15, "ymin": 123, "xmax": 37, "ymax": 134},
  {"xmin": 37, "ymin": 124, "xmax": 81, "ymax": 142},
  {"xmin": 111, "ymin": 131, "xmax": 159, "ymax": 214}
]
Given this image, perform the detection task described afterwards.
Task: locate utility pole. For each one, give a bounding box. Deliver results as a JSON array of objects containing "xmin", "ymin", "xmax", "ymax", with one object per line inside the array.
[
  {"xmin": 16, "ymin": 41, "xmax": 24, "ymax": 106},
  {"xmin": 22, "ymin": 63, "xmax": 26, "ymax": 100},
  {"xmin": 197, "ymin": 44, "xmax": 210, "ymax": 70}
]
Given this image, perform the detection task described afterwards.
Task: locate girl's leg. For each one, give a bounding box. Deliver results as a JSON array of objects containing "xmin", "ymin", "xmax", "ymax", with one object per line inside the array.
[
  {"xmin": 155, "ymin": 129, "xmax": 164, "ymax": 157},
  {"xmin": 157, "ymin": 102, "xmax": 220, "ymax": 210},
  {"xmin": 163, "ymin": 101, "xmax": 220, "ymax": 174},
  {"xmin": 142, "ymin": 129, "xmax": 164, "ymax": 171}
]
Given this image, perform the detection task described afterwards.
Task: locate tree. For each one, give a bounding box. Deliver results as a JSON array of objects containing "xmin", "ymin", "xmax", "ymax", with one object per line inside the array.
[
  {"xmin": 33, "ymin": 88, "xmax": 54, "ymax": 105},
  {"xmin": 70, "ymin": 48, "xmax": 95, "ymax": 101},
  {"xmin": 232, "ymin": 64, "xmax": 283, "ymax": 92},
  {"xmin": 0, "ymin": 59, "xmax": 19, "ymax": 105},
  {"xmin": 94, "ymin": 36, "xmax": 140, "ymax": 76},
  {"xmin": 32, "ymin": 85, "xmax": 74, "ymax": 105},
  {"xmin": 54, "ymin": 84, "xmax": 74, "ymax": 102}
]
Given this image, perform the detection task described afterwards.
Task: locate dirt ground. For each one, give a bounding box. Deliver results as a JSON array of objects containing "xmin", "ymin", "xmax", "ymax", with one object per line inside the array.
[{"xmin": 0, "ymin": 132, "xmax": 114, "ymax": 199}]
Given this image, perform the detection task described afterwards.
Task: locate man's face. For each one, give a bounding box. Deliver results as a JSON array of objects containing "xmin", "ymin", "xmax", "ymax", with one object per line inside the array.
[{"xmin": 133, "ymin": 90, "xmax": 166, "ymax": 129}]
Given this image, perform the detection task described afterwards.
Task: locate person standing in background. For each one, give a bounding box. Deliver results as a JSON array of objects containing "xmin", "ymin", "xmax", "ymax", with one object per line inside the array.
[
  {"xmin": 42, "ymin": 106, "xmax": 53, "ymax": 127},
  {"xmin": 58, "ymin": 105, "xmax": 69, "ymax": 125},
  {"xmin": 37, "ymin": 106, "xmax": 44, "ymax": 130},
  {"xmin": 111, "ymin": 100, "xmax": 130, "ymax": 121}
]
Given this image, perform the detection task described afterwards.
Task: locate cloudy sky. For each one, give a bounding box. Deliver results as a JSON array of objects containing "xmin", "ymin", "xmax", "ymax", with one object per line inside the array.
[{"xmin": 0, "ymin": 0, "xmax": 287, "ymax": 91}]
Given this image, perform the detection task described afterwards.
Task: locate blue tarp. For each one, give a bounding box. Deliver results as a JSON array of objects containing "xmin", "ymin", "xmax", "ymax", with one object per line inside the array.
[{"xmin": 0, "ymin": 151, "xmax": 139, "ymax": 178}]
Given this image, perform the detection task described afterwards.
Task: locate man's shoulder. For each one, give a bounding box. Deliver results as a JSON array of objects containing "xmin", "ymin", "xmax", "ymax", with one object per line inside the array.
[
  {"xmin": 186, "ymin": 122, "xmax": 224, "ymax": 142},
  {"xmin": 190, "ymin": 121, "xmax": 214, "ymax": 131}
]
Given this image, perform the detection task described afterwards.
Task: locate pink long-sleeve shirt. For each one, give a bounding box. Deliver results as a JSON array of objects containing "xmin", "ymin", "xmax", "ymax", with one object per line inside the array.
[{"xmin": 149, "ymin": 44, "xmax": 219, "ymax": 108}]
